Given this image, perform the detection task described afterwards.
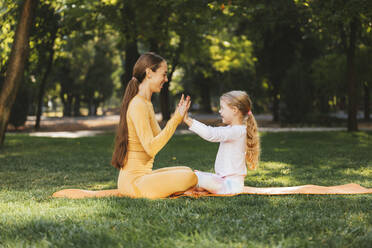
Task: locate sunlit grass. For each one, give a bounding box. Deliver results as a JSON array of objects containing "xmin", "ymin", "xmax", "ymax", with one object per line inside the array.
[{"xmin": 0, "ymin": 131, "xmax": 371, "ymax": 247}]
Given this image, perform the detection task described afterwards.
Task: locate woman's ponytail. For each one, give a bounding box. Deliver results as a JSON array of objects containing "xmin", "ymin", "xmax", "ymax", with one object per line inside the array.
[
  {"xmin": 111, "ymin": 77, "xmax": 139, "ymax": 169},
  {"xmin": 111, "ymin": 52, "xmax": 165, "ymax": 169}
]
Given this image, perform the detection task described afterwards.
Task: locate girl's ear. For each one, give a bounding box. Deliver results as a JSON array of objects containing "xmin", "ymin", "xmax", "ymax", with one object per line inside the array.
[{"xmin": 232, "ymin": 106, "xmax": 239, "ymax": 114}]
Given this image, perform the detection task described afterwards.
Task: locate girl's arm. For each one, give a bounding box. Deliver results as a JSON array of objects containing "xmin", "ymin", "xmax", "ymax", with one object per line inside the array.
[{"xmin": 184, "ymin": 115, "xmax": 244, "ymax": 143}]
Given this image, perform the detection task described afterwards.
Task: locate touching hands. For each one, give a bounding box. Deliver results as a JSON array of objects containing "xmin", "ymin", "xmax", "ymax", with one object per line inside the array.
[
  {"xmin": 183, "ymin": 110, "xmax": 193, "ymax": 127},
  {"xmin": 176, "ymin": 94, "xmax": 191, "ymax": 117}
]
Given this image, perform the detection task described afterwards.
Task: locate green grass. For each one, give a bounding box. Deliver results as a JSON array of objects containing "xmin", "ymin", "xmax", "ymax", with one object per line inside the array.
[{"xmin": 0, "ymin": 131, "xmax": 371, "ymax": 247}]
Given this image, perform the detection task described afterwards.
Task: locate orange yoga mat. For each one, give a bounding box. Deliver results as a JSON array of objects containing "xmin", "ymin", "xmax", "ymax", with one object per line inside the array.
[{"xmin": 52, "ymin": 183, "xmax": 372, "ymax": 199}]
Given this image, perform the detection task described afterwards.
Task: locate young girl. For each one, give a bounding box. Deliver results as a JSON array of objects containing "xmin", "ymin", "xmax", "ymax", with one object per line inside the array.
[{"xmin": 184, "ymin": 90, "xmax": 260, "ymax": 194}]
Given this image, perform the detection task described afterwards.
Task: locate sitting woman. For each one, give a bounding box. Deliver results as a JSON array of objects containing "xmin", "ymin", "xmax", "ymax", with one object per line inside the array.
[
  {"xmin": 53, "ymin": 52, "xmax": 197, "ymax": 199},
  {"xmin": 113, "ymin": 52, "xmax": 197, "ymax": 199}
]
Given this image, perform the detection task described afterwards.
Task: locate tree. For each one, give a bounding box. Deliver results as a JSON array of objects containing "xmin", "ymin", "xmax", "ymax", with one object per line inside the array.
[
  {"xmin": 100, "ymin": 0, "xmax": 219, "ymax": 120},
  {"xmin": 311, "ymin": 54, "xmax": 347, "ymax": 114},
  {"xmin": 31, "ymin": 2, "xmax": 59, "ymax": 129},
  {"xmin": 0, "ymin": 0, "xmax": 38, "ymax": 145},
  {"xmin": 309, "ymin": 0, "xmax": 372, "ymax": 131},
  {"xmin": 99, "ymin": 0, "xmax": 140, "ymax": 90},
  {"xmin": 233, "ymin": 0, "xmax": 304, "ymax": 121},
  {"xmin": 356, "ymin": 47, "xmax": 372, "ymax": 121},
  {"xmin": 83, "ymin": 41, "xmax": 115, "ymax": 116}
]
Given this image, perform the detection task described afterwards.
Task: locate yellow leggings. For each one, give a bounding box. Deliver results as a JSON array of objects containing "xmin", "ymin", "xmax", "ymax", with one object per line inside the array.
[{"xmin": 118, "ymin": 163, "xmax": 197, "ymax": 199}]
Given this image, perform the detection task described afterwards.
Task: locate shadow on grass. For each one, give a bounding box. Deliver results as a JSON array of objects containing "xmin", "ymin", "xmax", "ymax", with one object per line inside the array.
[
  {"xmin": 1, "ymin": 132, "xmax": 371, "ymax": 247},
  {"xmin": 247, "ymin": 131, "xmax": 372, "ymax": 187},
  {"xmin": 1, "ymin": 195, "xmax": 372, "ymax": 247},
  {"xmin": 1, "ymin": 131, "xmax": 371, "ymax": 191}
]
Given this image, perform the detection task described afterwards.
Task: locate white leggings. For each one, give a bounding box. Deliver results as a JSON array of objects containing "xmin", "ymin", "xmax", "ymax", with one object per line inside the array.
[{"xmin": 194, "ymin": 171, "xmax": 245, "ymax": 194}]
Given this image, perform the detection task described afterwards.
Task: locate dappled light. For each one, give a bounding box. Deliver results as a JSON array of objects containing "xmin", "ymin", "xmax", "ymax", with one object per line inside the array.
[{"xmin": 1, "ymin": 0, "xmax": 371, "ymax": 246}]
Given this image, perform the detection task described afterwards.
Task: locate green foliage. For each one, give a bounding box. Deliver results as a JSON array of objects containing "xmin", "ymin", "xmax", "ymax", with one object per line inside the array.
[
  {"xmin": 0, "ymin": 132, "xmax": 371, "ymax": 247},
  {"xmin": 2, "ymin": 0, "xmax": 372, "ymax": 123},
  {"xmin": 0, "ymin": 0, "xmax": 20, "ymax": 72},
  {"xmin": 281, "ymin": 63, "xmax": 314, "ymax": 123},
  {"xmin": 356, "ymin": 46, "xmax": 372, "ymax": 85},
  {"xmin": 83, "ymin": 40, "xmax": 115, "ymax": 115},
  {"xmin": 311, "ymin": 53, "xmax": 347, "ymax": 112}
]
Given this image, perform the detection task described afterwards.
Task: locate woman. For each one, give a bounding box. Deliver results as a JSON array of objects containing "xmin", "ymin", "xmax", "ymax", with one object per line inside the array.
[
  {"xmin": 53, "ymin": 52, "xmax": 197, "ymax": 199},
  {"xmin": 113, "ymin": 52, "xmax": 197, "ymax": 198}
]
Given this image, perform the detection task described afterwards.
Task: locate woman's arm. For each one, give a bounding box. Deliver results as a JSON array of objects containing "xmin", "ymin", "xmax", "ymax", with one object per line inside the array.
[
  {"xmin": 149, "ymin": 106, "xmax": 162, "ymax": 136},
  {"xmin": 128, "ymin": 100, "xmax": 183, "ymax": 157}
]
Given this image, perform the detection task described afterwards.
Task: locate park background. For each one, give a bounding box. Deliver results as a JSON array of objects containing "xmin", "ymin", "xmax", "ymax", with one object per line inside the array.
[
  {"xmin": 0, "ymin": 0, "xmax": 372, "ymax": 247},
  {"xmin": 1, "ymin": 0, "xmax": 372, "ymax": 137}
]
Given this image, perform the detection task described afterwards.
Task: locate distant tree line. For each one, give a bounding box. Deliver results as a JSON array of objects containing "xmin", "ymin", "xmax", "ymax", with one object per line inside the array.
[{"xmin": 0, "ymin": 0, "xmax": 371, "ymax": 144}]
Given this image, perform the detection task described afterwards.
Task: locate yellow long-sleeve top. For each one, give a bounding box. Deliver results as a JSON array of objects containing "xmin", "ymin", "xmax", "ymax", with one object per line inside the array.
[
  {"xmin": 126, "ymin": 95, "xmax": 183, "ymax": 160},
  {"xmin": 52, "ymin": 94, "xmax": 197, "ymax": 199},
  {"xmin": 117, "ymin": 95, "xmax": 197, "ymax": 198}
]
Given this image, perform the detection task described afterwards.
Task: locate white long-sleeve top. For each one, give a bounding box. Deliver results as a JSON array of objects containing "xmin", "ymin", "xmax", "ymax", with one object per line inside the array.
[{"xmin": 189, "ymin": 119, "xmax": 247, "ymax": 177}]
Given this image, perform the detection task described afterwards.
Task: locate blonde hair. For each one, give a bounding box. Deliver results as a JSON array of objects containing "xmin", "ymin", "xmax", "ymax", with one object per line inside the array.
[{"xmin": 220, "ymin": 90, "xmax": 260, "ymax": 170}]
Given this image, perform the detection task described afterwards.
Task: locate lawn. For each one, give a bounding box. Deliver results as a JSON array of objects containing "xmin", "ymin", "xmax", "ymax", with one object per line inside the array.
[{"xmin": 0, "ymin": 131, "xmax": 371, "ymax": 247}]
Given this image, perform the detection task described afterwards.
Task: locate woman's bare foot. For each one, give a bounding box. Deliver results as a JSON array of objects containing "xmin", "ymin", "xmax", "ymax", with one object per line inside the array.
[
  {"xmin": 195, "ymin": 187, "xmax": 208, "ymax": 192},
  {"xmin": 183, "ymin": 186, "xmax": 198, "ymax": 195}
]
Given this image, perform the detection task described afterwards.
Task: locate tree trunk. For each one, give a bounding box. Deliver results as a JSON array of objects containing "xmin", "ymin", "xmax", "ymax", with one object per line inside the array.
[
  {"xmin": 272, "ymin": 83, "xmax": 280, "ymax": 122},
  {"xmin": 319, "ymin": 93, "xmax": 330, "ymax": 114},
  {"xmin": 73, "ymin": 95, "xmax": 81, "ymax": 117},
  {"xmin": 121, "ymin": 1, "xmax": 139, "ymax": 89},
  {"xmin": 61, "ymin": 93, "xmax": 73, "ymax": 117},
  {"xmin": 346, "ymin": 18, "xmax": 358, "ymax": 131},
  {"xmin": 93, "ymin": 102, "xmax": 99, "ymax": 116},
  {"xmin": 160, "ymin": 84, "xmax": 170, "ymax": 121},
  {"xmin": 88, "ymin": 98, "xmax": 93, "ymax": 116},
  {"xmin": 364, "ymin": 82, "xmax": 370, "ymax": 121},
  {"xmin": 35, "ymin": 21, "xmax": 58, "ymax": 129},
  {"xmin": 123, "ymin": 41, "xmax": 139, "ymax": 88},
  {"xmin": 199, "ymin": 78, "xmax": 212, "ymax": 113},
  {"xmin": 0, "ymin": 0, "xmax": 38, "ymax": 145}
]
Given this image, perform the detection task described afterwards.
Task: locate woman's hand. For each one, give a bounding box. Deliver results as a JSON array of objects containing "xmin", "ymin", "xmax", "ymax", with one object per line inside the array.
[{"xmin": 176, "ymin": 94, "xmax": 191, "ymax": 117}]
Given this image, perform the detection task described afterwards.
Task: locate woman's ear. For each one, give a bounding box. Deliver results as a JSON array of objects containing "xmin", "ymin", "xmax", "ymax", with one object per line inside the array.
[{"xmin": 145, "ymin": 68, "xmax": 152, "ymax": 79}]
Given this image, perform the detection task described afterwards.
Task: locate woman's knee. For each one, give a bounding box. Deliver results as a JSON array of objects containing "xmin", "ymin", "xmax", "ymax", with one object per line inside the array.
[
  {"xmin": 153, "ymin": 166, "xmax": 192, "ymax": 173},
  {"xmin": 167, "ymin": 166, "xmax": 193, "ymax": 172},
  {"xmin": 184, "ymin": 170, "xmax": 198, "ymax": 187}
]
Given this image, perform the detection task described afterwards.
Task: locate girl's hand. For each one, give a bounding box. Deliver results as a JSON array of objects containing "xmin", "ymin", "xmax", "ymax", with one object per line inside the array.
[
  {"xmin": 183, "ymin": 111, "xmax": 193, "ymax": 127},
  {"xmin": 176, "ymin": 94, "xmax": 191, "ymax": 117}
]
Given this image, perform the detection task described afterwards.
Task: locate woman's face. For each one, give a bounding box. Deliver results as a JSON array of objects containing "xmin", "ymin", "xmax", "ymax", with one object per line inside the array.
[
  {"xmin": 148, "ymin": 61, "xmax": 168, "ymax": 93},
  {"xmin": 219, "ymin": 99, "xmax": 236, "ymax": 125}
]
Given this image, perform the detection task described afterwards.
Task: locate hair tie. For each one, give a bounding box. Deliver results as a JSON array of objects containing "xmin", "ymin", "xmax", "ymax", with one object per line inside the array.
[
  {"xmin": 247, "ymin": 110, "xmax": 252, "ymax": 115},
  {"xmin": 132, "ymin": 76, "xmax": 137, "ymax": 81}
]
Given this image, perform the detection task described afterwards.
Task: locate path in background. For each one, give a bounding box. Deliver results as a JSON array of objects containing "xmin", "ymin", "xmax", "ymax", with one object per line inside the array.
[
  {"xmin": 7, "ymin": 112, "xmax": 372, "ymax": 138},
  {"xmin": 13, "ymin": 113, "xmax": 277, "ymax": 132}
]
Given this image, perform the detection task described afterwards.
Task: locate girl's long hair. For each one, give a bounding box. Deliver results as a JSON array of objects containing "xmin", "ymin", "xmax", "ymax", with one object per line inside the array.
[
  {"xmin": 221, "ymin": 91, "xmax": 260, "ymax": 170},
  {"xmin": 111, "ymin": 52, "xmax": 165, "ymax": 169}
]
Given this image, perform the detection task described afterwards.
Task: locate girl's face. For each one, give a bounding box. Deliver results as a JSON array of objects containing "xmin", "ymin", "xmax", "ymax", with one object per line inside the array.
[
  {"xmin": 219, "ymin": 99, "xmax": 238, "ymax": 125},
  {"xmin": 147, "ymin": 61, "xmax": 168, "ymax": 93}
]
